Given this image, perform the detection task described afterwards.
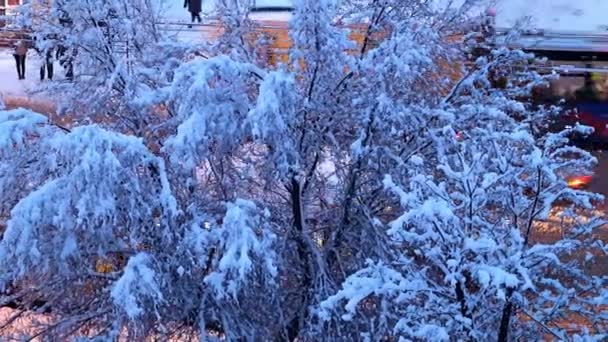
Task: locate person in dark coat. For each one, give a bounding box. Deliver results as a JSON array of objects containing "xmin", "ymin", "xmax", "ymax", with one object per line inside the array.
[
  {"xmin": 184, "ymin": 0, "xmax": 202, "ymax": 25},
  {"xmin": 33, "ymin": 36, "xmax": 54, "ymax": 81},
  {"xmin": 57, "ymin": 10, "xmax": 76, "ymax": 81},
  {"xmin": 41, "ymin": 48, "xmax": 55, "ymax": 81},
  {"xmin": 56, "ymin": 44, "xmax": 76, "ymax": 81}
]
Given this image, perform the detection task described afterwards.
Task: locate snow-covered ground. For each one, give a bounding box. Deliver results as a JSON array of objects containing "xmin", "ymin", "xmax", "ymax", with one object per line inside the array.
[
  {"xmin": 0, "ymin": 49, "xmax": 42, "ymax": 98},
  {"xmin": 0, "ymin": 49, "xmax": 65, "ymax": 115},
  {"xmin": 157, "ymin": 0, "xmax": 608, "ymax": 34},
  {"xmin": 156, "ymin": 0, "xmax": 216, "ymax": 22},
  {"xmin": 3, "ymin": 0, "xmax": 608, "ymax": 104}
]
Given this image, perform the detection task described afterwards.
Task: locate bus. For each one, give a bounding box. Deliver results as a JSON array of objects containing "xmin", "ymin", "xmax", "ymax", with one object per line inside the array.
[
  {"xmin": 535, "ymin": 63, "xmax": 608, "ymax": 189},
  {"xmin": 547, "ymin": 64, "xmax": 608, "ymax": 148}
]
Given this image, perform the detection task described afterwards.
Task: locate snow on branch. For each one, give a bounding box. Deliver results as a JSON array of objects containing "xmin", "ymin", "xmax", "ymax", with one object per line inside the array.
[{"xmin": 204, "ymin": 199, "xmax": 277, "ymax": 298}]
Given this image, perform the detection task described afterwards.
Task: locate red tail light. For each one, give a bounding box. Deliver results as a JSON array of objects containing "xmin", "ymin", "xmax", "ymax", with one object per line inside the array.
[{"xmin": 567, "ymin": 175, "xmax": 593, "ymax": 189}]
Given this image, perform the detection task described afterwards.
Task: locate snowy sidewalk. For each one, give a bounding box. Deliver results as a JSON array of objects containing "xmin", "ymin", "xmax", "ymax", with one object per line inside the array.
[
  {"xmin": 0, "ymin": 48, "xmax": 60, "ymax": 114},
  {"xmin": 0, "ymin": 49, "xmax": 42, "ymax": 98}
]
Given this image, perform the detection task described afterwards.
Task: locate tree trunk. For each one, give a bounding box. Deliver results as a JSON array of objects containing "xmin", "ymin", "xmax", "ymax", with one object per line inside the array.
[
  {"xmin": 281, "ymin": 176, "xmax": 314, "ymax": 342},
  {"xmin": 497, "ymin": 288, "xmax": 514, "ymax": 342},
  {"xmin": 455, "ymin": 281, "xmax": 470, "ymax": 319},
  {"xmin": 455, "ymin": 280, "xmax": 476, "ymax": 340}
]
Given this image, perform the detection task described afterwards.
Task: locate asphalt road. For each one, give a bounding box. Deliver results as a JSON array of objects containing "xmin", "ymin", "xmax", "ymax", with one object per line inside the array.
[
  {"xmin": 581, "ymin": 151, "xmax": 608, "ymax": 276},
  {"xmin": 587, "ymin": 151, "xmax": 608, "ymax": 196}
]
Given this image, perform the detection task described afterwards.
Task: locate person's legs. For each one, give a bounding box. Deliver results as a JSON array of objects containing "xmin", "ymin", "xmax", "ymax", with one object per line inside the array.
[
  {"xmin": 195, "ymin": 13, "xmax": 201, "ymax": 23},
  {"xmin": 20, "ymin": 55, "xmax": 26, "ymax": 79},
  {"xmin": 13, "ymin": 54, "xmax": 20, "ymax": 79},
  {"xmin": 13, "ymin": 54, "xmax": 21, "ymax": 78},
  {"xmin": 66, "ymin": 61, "xmax": 73, "ymax": 80},
  {"xmin": 40, "ymin": 64, "xmax": 45, "ymax": 80},
  {"xmin": 189, "ymin": 12, "xmax": 195, "ymax": 28},
  {"xmin": 47, "ymin": 59, "xmax": 54, "ymax": 80},
  {"xmin": 15, "ymin": 55, "xmax": 25, "ymax": 79}
]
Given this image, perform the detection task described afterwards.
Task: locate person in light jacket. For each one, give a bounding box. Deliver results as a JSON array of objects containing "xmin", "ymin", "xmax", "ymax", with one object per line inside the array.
[{"xmin": 13, "ymin": 40, "xmax": 28, "ymax": 80}]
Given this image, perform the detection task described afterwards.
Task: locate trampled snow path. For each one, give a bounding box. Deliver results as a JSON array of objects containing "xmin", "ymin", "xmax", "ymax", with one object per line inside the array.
[
  {"xmin": 0, "ymin": 50, "xmax": 42, "ymax": 98},
  {"xmin": 0, "ymin": 49, "xmax": 65, "ymax": 114}
]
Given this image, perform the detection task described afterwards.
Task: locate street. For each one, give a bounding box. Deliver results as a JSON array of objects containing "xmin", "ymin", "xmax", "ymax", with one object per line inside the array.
[{"xmin": 587, "ymin": 150, "xmax": 608, "ymax": 196}]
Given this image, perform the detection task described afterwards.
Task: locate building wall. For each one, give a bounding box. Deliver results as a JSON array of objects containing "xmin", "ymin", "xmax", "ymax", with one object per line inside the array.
[
  {"xmin": 0, "ymin": 0, "xmax": 22, "ymax": 14},
  {"xmin": 0, "ymin": 0, "xmax": 23, "ymax": 27}
]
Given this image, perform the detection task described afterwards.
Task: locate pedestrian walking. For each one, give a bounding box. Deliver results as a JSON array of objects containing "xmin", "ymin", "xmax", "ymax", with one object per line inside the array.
[
  {"xmin": 56, "ymin": 44, "xmax": 76, "ymax": 81},
  {"xmin": 184, "ymin": 0, "xmax": 202, "ymax": 26},
  {"xmin": 34, "ymin": 36, "xmax": 55, "ymax": 81},
  {"xmin": 13, "ymin": 40, "xmax": 27, "ymax": 80},
  {"xmin": 39, "ymin": 48, "xmax": 55, "ymax": 81},
  {"xmin": 57, "ymin": 11, "xmax": 76, "ymax": 81}
]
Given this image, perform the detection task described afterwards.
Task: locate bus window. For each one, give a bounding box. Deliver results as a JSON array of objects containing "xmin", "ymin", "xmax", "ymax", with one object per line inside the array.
[
  {"xmin": 551, "ymin": 76, "xmax": 601, "ymax": 103},
  {"xmin": 550, "ymin": 66, "xmax": 608, "ymax": 145}
]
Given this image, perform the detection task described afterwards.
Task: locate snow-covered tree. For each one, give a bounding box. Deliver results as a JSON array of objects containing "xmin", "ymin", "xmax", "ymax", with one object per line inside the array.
[
  {"xmin": 319, "ymin": 47, "xmax": 608, "ymax": 340},
  {"xmin": 1, "ymin": 0, "xmax": 606, "ymax": 340}
]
